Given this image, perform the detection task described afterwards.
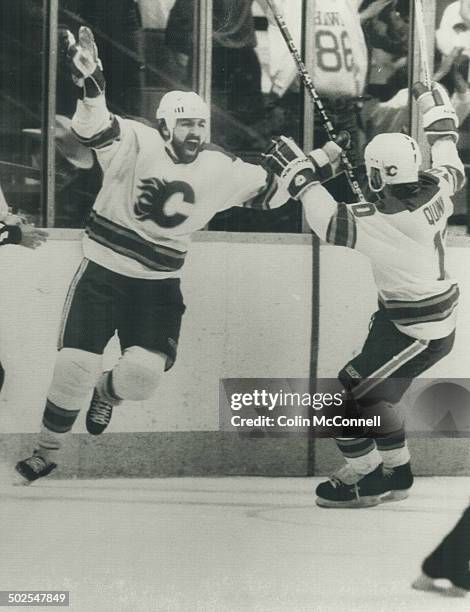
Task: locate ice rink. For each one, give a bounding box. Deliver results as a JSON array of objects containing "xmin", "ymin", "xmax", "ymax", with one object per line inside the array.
[{"xmin": 1, "ymin": 476, "xmax": 469, "ymax": 612}]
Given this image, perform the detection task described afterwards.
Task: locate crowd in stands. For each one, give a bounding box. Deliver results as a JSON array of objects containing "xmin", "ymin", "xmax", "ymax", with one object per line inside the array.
[{"xmin": 0, "ymin": 0, "xmax": 469, "ymax": 230}]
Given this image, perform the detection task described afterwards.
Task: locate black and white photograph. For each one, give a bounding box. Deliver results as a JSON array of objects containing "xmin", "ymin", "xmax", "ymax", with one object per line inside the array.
[{"xmin": 1, "ymin": 0, "xmax": 470, "ymax": 610}]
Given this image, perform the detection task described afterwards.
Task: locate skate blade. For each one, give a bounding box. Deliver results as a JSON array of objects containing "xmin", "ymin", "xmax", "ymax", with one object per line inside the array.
[
  {"xmin": 412, "ymin": 574, "xmax": 467, "ymax": 598},
  {"xmin": 380, "ymin": 489, "xmax": 410, "ymax": 503},
  {"xmin": 11, "ymin": 470, "xmax": 33, "ymax": 486},
  {"xmin": 316, "ymin": 495, "xmax": 381, "ymax": 508}
]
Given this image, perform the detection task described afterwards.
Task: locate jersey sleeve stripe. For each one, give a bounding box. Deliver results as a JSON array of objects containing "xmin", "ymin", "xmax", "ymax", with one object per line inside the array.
[
  {"xmin": 441, "ymin": 164, "xmax": 466, "ymax": 193},
  {"xmin": 72, "ymin": 115, "xmax": 120, "ymax": 149},
  {"xmin": 243, "ymin": 173, "xmax": 278, "ymax": 210},
  {"xmin": 325, "ymin": 203, "xmax": 357, "ymax": 248}
]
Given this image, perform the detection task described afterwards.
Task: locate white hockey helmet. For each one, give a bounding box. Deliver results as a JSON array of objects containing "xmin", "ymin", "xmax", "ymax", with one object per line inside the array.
[
  {"xmin": 156, "ymin": 90, "xmax": 210, "ymax": 141},
  {"xmin": 364, "ymin": 133, "xmax": 422, "ymax": 192}
]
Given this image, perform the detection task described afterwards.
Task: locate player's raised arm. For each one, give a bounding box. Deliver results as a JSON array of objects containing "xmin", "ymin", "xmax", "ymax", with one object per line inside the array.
[
  {"xmin": 413, "ymin": 80, "xmax": 465, "ymax": 196},
  {"xmin": 63, "ymin": 27, "xmax": 120, "ymax": 151}
]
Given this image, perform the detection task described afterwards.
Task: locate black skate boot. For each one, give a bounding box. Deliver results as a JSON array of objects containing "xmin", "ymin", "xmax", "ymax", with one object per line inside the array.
[
  {"xmin": 316, "ymin": 464, "xmax": 385, "ymax": 508},
  {"xmin": 412, "ymin": 506, "xmax": 470, "ymax": 597},
  {"xmin": 15, "ymin": 452, "xmax": 57, "ymax": 484},
  {"xmin": 381, "ymin": 462, "xmax": 414, "ymax": 502},
  {"xmin": 86, "ymin": 388, "xmax": 113, "ymax": 435}
]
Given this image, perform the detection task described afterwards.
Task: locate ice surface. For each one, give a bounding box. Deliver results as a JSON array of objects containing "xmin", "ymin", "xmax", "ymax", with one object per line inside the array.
[{"xmin": 1, "ymin": 476, "xmax": 468, "ymax": 611}]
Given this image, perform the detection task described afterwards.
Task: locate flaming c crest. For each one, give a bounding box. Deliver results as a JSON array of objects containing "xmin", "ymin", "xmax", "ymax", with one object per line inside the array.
[{"xmin": 134, "ymin": 178, "xmax": 195, "ymax": 228}]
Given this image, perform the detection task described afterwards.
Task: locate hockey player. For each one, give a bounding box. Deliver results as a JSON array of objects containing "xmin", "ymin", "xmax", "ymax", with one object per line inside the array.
[
  {"xmin": 15, "ymin": 27, "xmax": 293, "ymax": 483},
  {"xmin": 0, "ymin": 184, "xmax": 48, "ymax": 392},
  {"xmin": 262, "ymin": 80, "xmax": 464, "ymax": 507},
  {"xmin": 412, "ymin": 504, "xmax": 470, "ymax": 597}
]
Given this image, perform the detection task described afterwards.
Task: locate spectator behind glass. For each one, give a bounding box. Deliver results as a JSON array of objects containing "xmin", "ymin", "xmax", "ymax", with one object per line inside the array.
[
  {"xmin": 165, "ymin": 0, "xmax": 264, "ymax": 150},
  {"xmin": 436, "ymin": 0, "xmax": 470, "ymax": 57},
  {"xmin": 362, "ymin": 0, "xmax": 410, "ymax": 102},
  {"xmin": 262, "ymin": 0, "xmax": 371, "ymax": 201}
]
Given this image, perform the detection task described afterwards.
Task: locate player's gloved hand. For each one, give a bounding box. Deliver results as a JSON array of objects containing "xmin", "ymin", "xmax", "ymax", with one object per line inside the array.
[
  {"xmin": 18, "ymin": 224, "xmax": 48, "ymax": 249},
  {"xmin": 3, "ymin": 213, "xmax": 26, "ymax": 226},
  {"xmin": 262, "ymin": 136, "xmax": 318, "ymax": 199},
  {"xmin": 307, "ymin": 131, "xmax": 350, "ymax": 181},
  {"xmin": 413, "ymin": 81, "xmax": 459, "ymax": 144},
  {"xmin": 62, "ymin": 27, "xmax": 105, "ymax": 97}
]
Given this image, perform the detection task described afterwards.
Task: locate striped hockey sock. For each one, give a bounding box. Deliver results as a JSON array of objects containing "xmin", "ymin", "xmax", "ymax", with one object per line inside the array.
[
  {"xmin": 376, "ymin": 429, "xmax": 410, "ymax": 468},
  {"xmin": 38, "ymin": 399, "xmax": 80, "ymax": 462},
  {"xmin": 335, "ymin": 437, "xmax": 382, "ymax": 475}
]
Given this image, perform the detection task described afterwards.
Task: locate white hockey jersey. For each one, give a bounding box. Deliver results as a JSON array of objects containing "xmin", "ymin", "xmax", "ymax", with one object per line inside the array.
[
  {"xmin": 303, "ymin": 138, "xmax": 465, "ymax": 341},
  {"xmin": 266, "ymin": 0, "xmax": 368, "ymax": 97},
  {"xmin": 72, "ymin": 96, "xmax": 288, "ymax": 279}
]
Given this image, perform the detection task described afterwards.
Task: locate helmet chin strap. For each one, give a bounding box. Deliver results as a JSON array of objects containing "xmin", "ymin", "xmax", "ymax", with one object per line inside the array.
[{"xmin": 368, "ymin": 168, "xmax": 385, "ymax": 193}]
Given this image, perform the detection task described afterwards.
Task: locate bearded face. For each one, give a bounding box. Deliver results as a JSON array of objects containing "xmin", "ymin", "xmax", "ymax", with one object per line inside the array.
[{"xmin": 171, "ymin": 118, "xmax": 207, "ymax": 163}]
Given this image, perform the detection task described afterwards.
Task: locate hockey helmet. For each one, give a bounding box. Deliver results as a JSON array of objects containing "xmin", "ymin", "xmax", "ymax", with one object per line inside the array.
[
  {"xmin": 156, "ymin": 91, "xmax": 209, "ymax": 142},
  {"xmin": 364, "ymin": 133, "xmax": 422, "ymax": 192}
]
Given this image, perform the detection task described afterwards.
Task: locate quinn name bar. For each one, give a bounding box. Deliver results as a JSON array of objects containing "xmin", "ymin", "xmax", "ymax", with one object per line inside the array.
[{"xmin": 230, "ymin": 416, "xmax": 382, "ymax": 427}]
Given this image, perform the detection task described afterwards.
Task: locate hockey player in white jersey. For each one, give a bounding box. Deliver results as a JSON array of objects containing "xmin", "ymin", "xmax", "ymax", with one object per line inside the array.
[
  {"xmin": 262, "ymin": 80, "xmax": 464, "ymax": 507},
  {"xmin": 15, "ymin": 27, "xmax": 293, "ymax": 483}
]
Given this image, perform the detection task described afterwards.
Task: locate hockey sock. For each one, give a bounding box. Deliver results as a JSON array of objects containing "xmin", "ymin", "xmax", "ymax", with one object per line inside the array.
[
  {"xmin": 376, "ymin": 429, "xmax": 410, "ymax": 468},
  {"xmin": 335, "ymin": 438, "xmax": 382, "ymax": 475},
  {"xmin": 96, "ymin": 370, "xmax": 122, "ymax": 405},
  {"xmin": 38, "ymin": 399, "xmax": 80, "ymax": 462}
]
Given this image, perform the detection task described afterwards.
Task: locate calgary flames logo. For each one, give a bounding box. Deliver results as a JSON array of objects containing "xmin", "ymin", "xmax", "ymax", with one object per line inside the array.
[{"xmin": 134, "ymin": 178, "xmax": 195, "ymax": 228}]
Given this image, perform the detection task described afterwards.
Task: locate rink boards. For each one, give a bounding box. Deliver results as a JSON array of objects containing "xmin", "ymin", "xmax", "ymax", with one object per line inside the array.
[{"xmin": 0, "ymin": 230, "xmax": 469, "ymax": 476}]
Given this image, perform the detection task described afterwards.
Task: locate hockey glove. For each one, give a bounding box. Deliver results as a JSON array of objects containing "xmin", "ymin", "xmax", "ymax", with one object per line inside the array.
[
  {"xmin": 262, "ymin": 136, "xmax": 318, "ymax": 199},
  {"xmin": 307, "ymin": 132, "xmax": 349, "ymax": 181},
  {"xmin": 63, "ymin": 27, "xmax": 105, "ymax": 98},
  {"xmin": 413, "ymin": 81, "xmax": 459, "ymax": 145}
]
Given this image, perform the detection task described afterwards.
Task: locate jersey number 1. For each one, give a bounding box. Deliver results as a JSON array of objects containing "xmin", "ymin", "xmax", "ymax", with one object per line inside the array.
[{"xmin": 434, "ymin": 230, "xmax": 446, "ymax": 281}]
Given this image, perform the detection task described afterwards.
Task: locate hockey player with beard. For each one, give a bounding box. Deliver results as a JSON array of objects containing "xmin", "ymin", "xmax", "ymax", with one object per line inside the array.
[
  {"xmin": 15, "ymin": 27, "xmax": 293, "ymax": 483},
  {"xmin": 262, "ymin": 80, "xmax": 464, "ymax": 507}
]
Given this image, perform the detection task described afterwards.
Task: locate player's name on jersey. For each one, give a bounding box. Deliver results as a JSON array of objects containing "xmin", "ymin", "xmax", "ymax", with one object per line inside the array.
[
  {"xmin": 230, "ymin": 414, "xmax": 382, "ymax": 429},
  {"xmin": 314, "ymin": 11, "xmax": 345, "ymax": 27},
  {"xmin": 423, "ymin": 197, "xmax": 445, "ymax": 226}
]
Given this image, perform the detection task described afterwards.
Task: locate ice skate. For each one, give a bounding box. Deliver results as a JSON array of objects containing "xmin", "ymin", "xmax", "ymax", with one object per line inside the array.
[
  {"xmin": 15, "ymin": 452, "xmax": 57, "ymax": 485},
  {"xmin": 86, "ymin": 388, "xmax": 113, "ymax": 435},
  {"xmin": 381, "ymin": 462, "xmax": 414, "ymax": 502},
  {"xmin": 412, "ymin": 573, "xmax": 467, "ymax": 598},
  {"xmin": 316, "ymin": 464, "xmax": 385, "ymax": 508}
]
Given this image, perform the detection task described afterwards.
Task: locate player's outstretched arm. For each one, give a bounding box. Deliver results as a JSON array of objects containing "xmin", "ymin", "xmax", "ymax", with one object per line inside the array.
[
  {"xmin": 413, "ymin": 81, "xmax": 465, "ymax": 195},
  {"xmin": 62, "ymin": 27, "xmax": 120, "ymax": 151},
  {"xmin": 0, "ymin": 221, "xmax": 48, "ymax": 249},
  {"xmin": 261, "ymin": 136, "xmax": 341, "ymax": 240}
]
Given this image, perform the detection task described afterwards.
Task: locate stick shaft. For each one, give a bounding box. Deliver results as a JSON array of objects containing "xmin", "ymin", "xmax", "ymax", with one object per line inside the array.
[
  {"xmin": 414, "ymin": 0, "xmax": 432, "ymax": 88},
  {"xmin": 266, "ymin": 0, "xmax": 365, "ymax": 202}
]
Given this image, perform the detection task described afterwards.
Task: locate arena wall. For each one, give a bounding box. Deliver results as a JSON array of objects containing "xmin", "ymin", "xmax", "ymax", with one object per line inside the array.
[{"xmin": 0, "ymin": 231, "xmax": 469, "ymax": 477}]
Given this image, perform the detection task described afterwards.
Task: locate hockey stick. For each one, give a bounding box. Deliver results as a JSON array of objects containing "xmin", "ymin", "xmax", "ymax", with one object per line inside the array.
[
  {"xmin": 414, "ymin": 0, "xmax": 432, "ymax": 89},
  {"xmin": 266, "ymin": 0, "xmax": 365, "ymax": 202}
]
